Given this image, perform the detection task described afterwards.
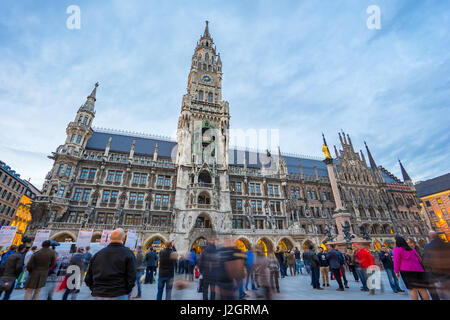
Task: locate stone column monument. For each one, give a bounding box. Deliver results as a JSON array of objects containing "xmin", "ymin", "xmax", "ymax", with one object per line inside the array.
[{"xmin": 322, "ymin": 134, "xmax": 370, "ymax": 250}]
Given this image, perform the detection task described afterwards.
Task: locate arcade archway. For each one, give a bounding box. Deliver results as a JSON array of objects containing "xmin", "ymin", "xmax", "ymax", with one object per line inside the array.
[
  {"xmin": 144, "ymin": 235, "xmax": 167, "ymax": 253},
  {"xmin": 51, "ymin": 231, "xmax": 76, "ymax": 243},
  {"xmin": 191, "ymin": 237, "xmax": 208, "ymax": 255},
  {"xmin": 235, "ymin": 238, "xmax": 251, "ymax": 252},
  {"xmin": 257, "ymin": 237, "xmax": 274, "ymax": 256},
  {"xmin": 278, "ymin": 237, "xmax": 294, "ymax": 251},
  {"xmin": 302, "ymin": 239, "xmax": 313, "ymax": 250}
]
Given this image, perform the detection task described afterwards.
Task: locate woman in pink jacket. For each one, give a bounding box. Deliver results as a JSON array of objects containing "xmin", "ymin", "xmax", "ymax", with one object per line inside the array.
[{"xmin": 393, "ymin": 236, "xmax": 430, "ymax": 300}]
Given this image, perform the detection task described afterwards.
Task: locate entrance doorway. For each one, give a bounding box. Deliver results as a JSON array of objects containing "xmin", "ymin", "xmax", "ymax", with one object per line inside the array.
[{"xmin": 191, "ymin": 237, "xmax": 208, "ymax": 255}]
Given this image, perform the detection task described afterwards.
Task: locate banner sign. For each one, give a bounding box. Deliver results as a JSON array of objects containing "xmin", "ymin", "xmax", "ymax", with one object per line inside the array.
[
  {"xmin": 100, "ymin": 230, "xmax": 113, "ymax": 246},
  {"xmin": 76, "ymin": 229, "xmax": 93, "ymax": 249},
  {"xmin": 32, "ymin": 229, "xmax": 51, "ymax": 249},
  {"xmin": 124, "ymin": 230, "xmax": 137, "ymax": 249},
  {"xmin": 0, "ymin": 226, "xmax": 18, "ymax": 248}
]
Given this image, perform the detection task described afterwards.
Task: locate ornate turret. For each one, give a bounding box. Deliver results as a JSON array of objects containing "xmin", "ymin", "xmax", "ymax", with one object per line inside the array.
[{"xmin": 64, "ymin": 82, "xmax": 99, "ymax": 150}]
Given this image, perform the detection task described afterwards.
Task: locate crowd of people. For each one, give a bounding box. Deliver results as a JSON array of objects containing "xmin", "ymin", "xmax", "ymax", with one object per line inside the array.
[{"xmin": 0, "ymin": 229, "xmax": 449, "ymax": 300}]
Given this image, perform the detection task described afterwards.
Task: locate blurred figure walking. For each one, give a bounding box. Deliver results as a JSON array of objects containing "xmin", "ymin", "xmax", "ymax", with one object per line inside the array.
[
  {"xmin": 156, "ymin": 241, "xmax": 177, "ymax": 300},
  {"xmin": 423, "ymin": 231, "xmax": 450, "ymax": 300},
  {"xmin": 198, "ymin": 238, "xmax": 219, "ymax": 300},
  {"xmin": 0, "ymin": 244, "xmax": 26, "ymax": 300}
]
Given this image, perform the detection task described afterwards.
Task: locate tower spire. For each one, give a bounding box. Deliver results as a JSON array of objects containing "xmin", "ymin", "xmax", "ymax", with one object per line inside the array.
[
  {"xmin": 398, "ymin": 159, "xmax": 411, "ymax": 182},
  {"xmin": 203, "ymin": 20, "xmax": 211, "ymax": 39},
  {"xmin": 364, "ymin": 141, "xmax": 377, "ymax": 170},
  {"xmin": 80, "ymin": 82, "xmax": 99, "ymax": 113}
]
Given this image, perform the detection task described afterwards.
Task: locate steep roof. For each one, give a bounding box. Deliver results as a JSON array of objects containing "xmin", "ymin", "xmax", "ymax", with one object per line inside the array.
[
  {"xmin": 85, "ymin": 129, "xmax": 329, "ymax": 176},
  {"xmin": 415, "ymin": 173, "xmax": 450, "ymax": 198}
]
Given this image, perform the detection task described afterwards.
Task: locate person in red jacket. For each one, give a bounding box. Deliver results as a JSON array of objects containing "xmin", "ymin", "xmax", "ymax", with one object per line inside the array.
[{"xmin": 353, "ymin": 243, "xmax": 375, "ymax": 295}]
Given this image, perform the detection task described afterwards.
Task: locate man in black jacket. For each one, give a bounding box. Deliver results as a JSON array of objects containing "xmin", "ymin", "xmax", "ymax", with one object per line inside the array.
[
  {"xmin": 303, "ymin": 245, "xmax": 322, "ymax": 290},
  {"xmin": 0, "ymin": 244, "xmax": 26, "ymax": 300},
  {"xmin": 85, "ymin": 228, "xmax": 136, "ymax": 300},
  {"xmin": 144, "ymin": 247, "xmax": 159, "ymax": 284},
  {"xmin": 156, "ymin": 241, "xmax": 177, "ymax": 300},
  {"xmin": 378, "ymin": 246, "xmax": 402, "ymax": 293},
  {"xmin": 198, "ymin": 239, "xmax": 219, "ymax": 300},
  {"xmin": 326, "ymin": 244, "xmax": 344, "ymax": 291}
]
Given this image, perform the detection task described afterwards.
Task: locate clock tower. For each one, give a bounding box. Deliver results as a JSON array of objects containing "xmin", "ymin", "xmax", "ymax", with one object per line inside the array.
[{"xmin": 172, "ymin": 21, "xmax": 232, "ymax": 252}]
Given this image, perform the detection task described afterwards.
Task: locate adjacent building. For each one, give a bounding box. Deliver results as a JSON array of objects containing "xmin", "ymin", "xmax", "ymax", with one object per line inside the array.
[
  {"xmin": 416, "ymin": 173, "xmax": 450, "ymax": 241},
  {"xmin": 0, "ymin": 160, "xmax": 29, "ymax": 227},
  {"xmin": 27, "ymin": 22, "xmax": 429, "ymax": 253}
]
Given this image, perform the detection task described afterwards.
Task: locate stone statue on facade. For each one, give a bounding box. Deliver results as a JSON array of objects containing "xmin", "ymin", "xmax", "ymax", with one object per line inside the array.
[
  {"xmin": 359, "ymin": 225, "xmax": 371, "ymax": 240},
  {"xmin": 324, "ymin": 225, "xmax": 336, "ymax": 242},
  {"xmin": 342, "ymin": 220, "xmax": 355, "ymax": 243}
]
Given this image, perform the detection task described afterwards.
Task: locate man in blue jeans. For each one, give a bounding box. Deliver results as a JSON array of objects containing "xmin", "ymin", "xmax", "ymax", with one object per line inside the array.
[
  {"xmin": 378, "ymin": 246, "xmax": 403, "ymax": 293},
  {"xmin": 293, "ymin": 247, "xmax": 302, "ymax": 275},
  {"xmin": 156, "ymin": 241, "xmax": 177, "ymax": 300}
]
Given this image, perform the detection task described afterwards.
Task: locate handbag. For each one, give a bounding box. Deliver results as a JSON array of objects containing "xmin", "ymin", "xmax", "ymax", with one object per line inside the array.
[
  {"xmin": 56, "ymin": 274, "xmax": 69, "ymax": 292},
  {"xmin": 0, "ymin": 277, "xmax": 15, "ymax": 292}
]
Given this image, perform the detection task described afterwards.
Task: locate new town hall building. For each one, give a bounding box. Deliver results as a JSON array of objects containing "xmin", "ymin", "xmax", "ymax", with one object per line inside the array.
[{"xmin": 28, "ymin": 22, "xmax": 430, "ymax": 253}]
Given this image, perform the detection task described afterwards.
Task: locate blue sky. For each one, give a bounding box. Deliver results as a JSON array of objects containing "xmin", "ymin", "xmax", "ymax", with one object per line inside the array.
[{"xmin": 0, "ymin": 0, "xmax": 449, "ymax": 188}]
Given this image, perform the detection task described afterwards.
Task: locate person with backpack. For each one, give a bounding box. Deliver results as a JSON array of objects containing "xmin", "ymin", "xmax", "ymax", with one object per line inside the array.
[
  {"xmin": 345, "ymin": 249, "xmax": 359, "ymax": 282},
  {"xmin": 0, "ymin": 244, "xmax": 26, "ymax": 300}
]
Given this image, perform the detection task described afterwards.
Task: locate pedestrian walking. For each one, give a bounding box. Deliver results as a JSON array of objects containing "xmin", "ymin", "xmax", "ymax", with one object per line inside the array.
[
  {"xmin": 24, "ymin": 240, "xmax": 56, "ymax": 300},
  {"xmin": 286, "ymin": 250, "xmax": 296, "ymax": 276},
  {"xmin": 62, "ymin": 247, "xmax": 85, "ymax": 300},
  {"xmin": 336, "ymin": 248, "xmax": 349, "ymax": 288},
  {"xmin": 198, "ymin": 238, "xmax": 219, "ymax": 300},
  {"xmin": 379, "ymin": 246, "xmax": 403, "ymax": 293},
  {"xmin": 353, "ymin": 242, "xmax": 374, "ymax": 294},
  {"xmin": 423, "ymin": 231, "xmax": 450, "ymax": 300},
  {"xmin": 85, "ymin": 228, "xmax": 136, "ymax": 300},
  {"xmin": 274, "ymin": 247, "xmax": 287, "ymax": 278},
  {"xmin": 303, "ymin": 245, "xmax": 322, "ymax": 290},
  {"xmin": 345, "ymin": 249, "xmax": 359, "ymax": 282},
  {"xmin": 293, "ymin": 247, "xmax": 302, "ymax": 275},
  {"xmin": 215, "ymin": 237, "xmax": 246, "ymax": 300},
  {"xmin": 0, "ymin": 244, "xmax": 26, "ymax": 300},
  {"xmin": 317, "ymin": 247, "xmax": 329, "ymax": 287},
  {"xmin": 244, "ymin": 248, "xmax": 257, "ymax": 291},
  {"xmin": 393, "ymin": 236, "xmax": 430, "ymax": 300},
  {"xmin": 156, "ymin": 241, "xmax": 177, "ymax": 300},
  {"xmin": 268, "ymin": 253, "xmax": 280, "ymax": 294},
  {"xmin": 144, "ymin": 247, "xmax": 159, "ymax": 284},
  {"xmin": 326, "ymin": 244, "xmax": 345, "ymax": 291},
  {"xmin": 133, "ymin": 246, "xmax": 145, "ymax": 298}
]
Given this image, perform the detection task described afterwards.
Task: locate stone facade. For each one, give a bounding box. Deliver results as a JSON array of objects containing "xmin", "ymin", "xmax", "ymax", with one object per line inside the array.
[{"xmin": 28, "ymin": 22, "xmax": 428, "ymax": 253}]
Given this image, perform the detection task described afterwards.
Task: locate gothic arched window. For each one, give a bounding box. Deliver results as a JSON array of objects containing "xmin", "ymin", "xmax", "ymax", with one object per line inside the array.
[
  {"xmin": 207, "ymin": 92, "xmax": 213, "ymax": 102},
  {"xmin": 198, "ymin": 90, "xmax": 204, "ymax": 101}
]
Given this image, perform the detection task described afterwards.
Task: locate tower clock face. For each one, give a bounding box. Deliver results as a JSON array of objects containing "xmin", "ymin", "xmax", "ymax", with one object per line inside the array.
[{"xmin": 202, "ymin": 75, "xmax": 212, "ymax": 83}]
